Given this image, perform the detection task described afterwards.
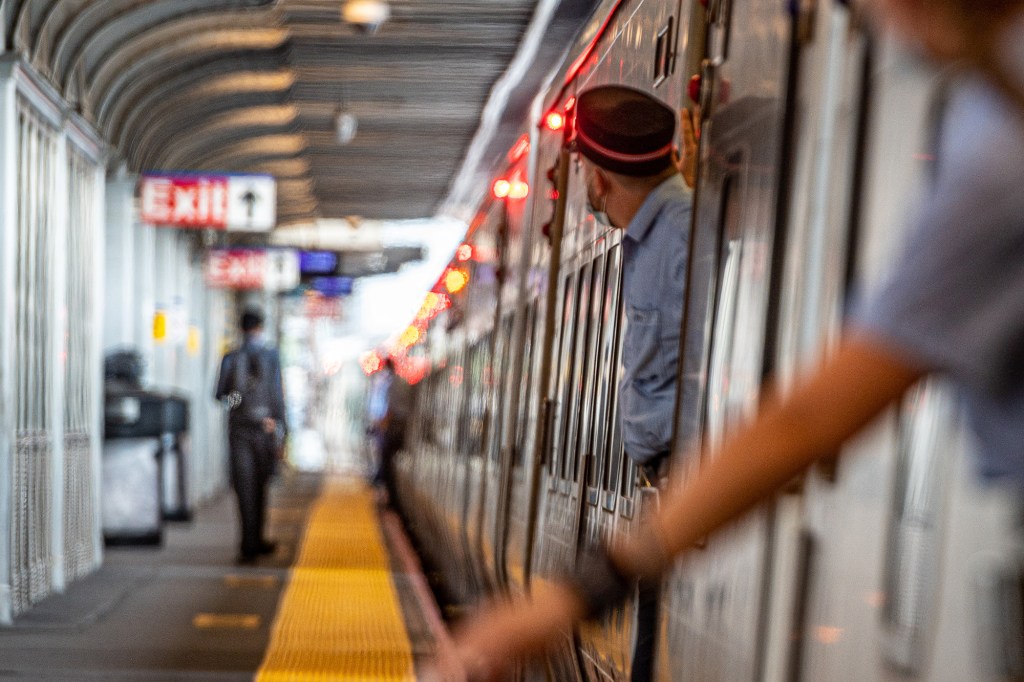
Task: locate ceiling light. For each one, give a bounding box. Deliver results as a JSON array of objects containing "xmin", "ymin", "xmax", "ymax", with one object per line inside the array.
[{"xmin": 342, "ymin": 0, "xmax": 390, "ymax": 34}]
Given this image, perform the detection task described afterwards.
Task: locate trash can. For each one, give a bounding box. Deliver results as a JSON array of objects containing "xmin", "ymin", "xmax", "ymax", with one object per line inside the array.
[{"xmin": 102, "ymin": 390, "xmax": 166, "ymax": 545}]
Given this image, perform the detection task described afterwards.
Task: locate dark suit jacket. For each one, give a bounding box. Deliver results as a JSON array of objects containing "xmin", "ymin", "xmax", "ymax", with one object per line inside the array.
[{"xmin": 215, "ymin": 337, "xmax": 287, "ymax": 430}]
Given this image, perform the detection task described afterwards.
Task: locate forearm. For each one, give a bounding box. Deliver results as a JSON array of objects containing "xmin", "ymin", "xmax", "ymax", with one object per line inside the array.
[{"xmin": 642, "ymin": 335, "xmax": 924, "ymax": 567}]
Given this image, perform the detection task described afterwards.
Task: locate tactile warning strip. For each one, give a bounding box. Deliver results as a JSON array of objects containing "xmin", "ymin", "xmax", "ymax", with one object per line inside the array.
[{"xmin": 257, "ymin": 477, "xmax": 416, "ymax": 681}]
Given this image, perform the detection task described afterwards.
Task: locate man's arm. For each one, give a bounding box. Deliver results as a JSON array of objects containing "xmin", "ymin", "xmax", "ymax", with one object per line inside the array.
[
  {"xmin": 214, "ymin": 353, "xmax": 233, "ymax": 401},
  {"xmin": 639, "ymin": 332, "xmax": 925, "ymax": 566},
  {"xmin": 450, "ymin": 333, "xmax": 927, "ymax": 679}
]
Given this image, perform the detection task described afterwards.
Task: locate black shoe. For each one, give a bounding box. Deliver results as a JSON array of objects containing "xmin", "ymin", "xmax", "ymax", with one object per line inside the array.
[
  {"xmin": 236, "ymin": 552, "xmax": 258, "ymax": 566},
  {"xmin": 256, "ymin": 541, "xmax": 277, "ymax": 556}
]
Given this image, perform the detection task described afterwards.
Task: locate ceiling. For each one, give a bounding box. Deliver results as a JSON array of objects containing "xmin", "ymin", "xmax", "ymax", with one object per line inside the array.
[{"xmin": 1, "ymin": 0, "xmax": 599, "ymax": 226}]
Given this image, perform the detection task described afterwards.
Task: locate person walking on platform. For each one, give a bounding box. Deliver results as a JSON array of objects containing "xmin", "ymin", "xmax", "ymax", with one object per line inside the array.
[
  {"xmin": 215, "ymin": 308, "xmax": 287, "ymax": 565},
  {"xmin": 370, "ymin": 357, "xmax": 417, "ymax": 508},
  {"xmin": 441, "ymin": 2, "xmax": 1024, "ymax": 680},
  {"xmin": 575, "ymin": 84, "xmax": 693, "ymax": 682}
]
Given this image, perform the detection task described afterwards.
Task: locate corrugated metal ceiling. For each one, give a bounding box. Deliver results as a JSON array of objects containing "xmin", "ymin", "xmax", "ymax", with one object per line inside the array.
[{"xmin": 1, "ymin": 0, "xmax": 599, "ymax": 226}]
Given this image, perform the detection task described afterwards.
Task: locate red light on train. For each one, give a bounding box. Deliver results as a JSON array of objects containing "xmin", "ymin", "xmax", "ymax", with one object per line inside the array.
[
  {"xmin": 565, "ymin": 96, "xmax": 576, "ymax": 111},
  {"xmin": 492, "ymin": 179, "xmax": 511, "ymax": 199},
  {"xmin": 545, "ymin": 111, "xmax": 565, "ymax": 131},
  {"xmin": 509, "ymin": 180, "xmax": 529, "ymax": 200},
  {"xmin": 456, "ymin": 244, "xmax": 473, "ymax": 262},
  {"xmin": 509, "ymin": 134, "xmax": 530, "ymax": 162}
]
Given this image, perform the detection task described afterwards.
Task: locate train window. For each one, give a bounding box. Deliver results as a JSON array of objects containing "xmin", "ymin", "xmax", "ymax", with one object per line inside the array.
[
  {"xmin": 564, "ymin": 261, "xmax": 593, "ymax": 483},
  {"xmin": 581, "ymin": 252, "xmax": 606, "ymax": 492},
  {"xmin": 653, "ymin": 16, "xmax": 676, "ymax": 86},
  {"xmin": 489, "ymin": 314, "xmax": 515, "ymax": 464},
  {"xmin": 468, "ymin": 340, "xmax": 491, "ymax": 459},
  {"xmin": 698, "ymin": 172, "xmax": 748, "ymax": 454},
  {"xmin": 704, "ymin": 236, "xmax": 742, "ymax": 450},
  {"xmin": 514, "ymin": 302, "xmax": 538, "ymax": 469},
  {"xmin": 596, "ymin": 245, "xmax": 624, "ymax": 503},
  {"xmin": 620, "ymin": 440, "xmax": 637, "ymax": 510},
  {"xmin": 551, "ymin": 273, "xmax": 577, "ymax": 477}
]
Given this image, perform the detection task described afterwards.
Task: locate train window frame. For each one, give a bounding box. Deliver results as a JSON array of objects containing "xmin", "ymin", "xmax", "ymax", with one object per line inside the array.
[
  {"xmin": 652, "ymin": 15, "xmax": 676, "ymax": 87},
  {"xmin": 563, "ymin": 260, "xmax": 593, "ymax": 486},
  {"xmin": 599, "ymin": 243, "xmax": 625, "ymax": 512},
  {"xmin": 489, "ymin": 313, "xmax": 515, "ymax": 465},
  {"xmin": 470, "ymin": 337, "xmax": 492, "ymax": 460},
  {"xmin": 514, "ymin": 301, "xmax": 539, "ymax": 470},
  {"xmin": 550, "ymin": 272, "xmax": 578, "ymax": 485},
  {"xmin": 695, "ymin": 170, "xmax": 744, "ymax": 457},
  {"xmin": 581, "ymin": 249, "xmax": 607, "ymax": 506}
]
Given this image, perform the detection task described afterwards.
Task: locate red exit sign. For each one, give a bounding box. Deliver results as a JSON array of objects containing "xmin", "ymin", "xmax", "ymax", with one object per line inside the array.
[{"xmin": 140, "ymin": 173, "xmax": 276, "ymax": 231}]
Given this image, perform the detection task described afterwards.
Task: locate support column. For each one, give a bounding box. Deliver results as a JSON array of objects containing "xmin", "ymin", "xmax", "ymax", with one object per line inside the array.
[
  {"xmin": 0, "ymin": 59, "xmax": 19, "ymax": 627},
  {"xmin": 103, "ymin": 168, "xmax": 136, "ymax": 352},
  {"xmin": 48, "ymin": 121, "xmax": 68, "ymax": 593}
]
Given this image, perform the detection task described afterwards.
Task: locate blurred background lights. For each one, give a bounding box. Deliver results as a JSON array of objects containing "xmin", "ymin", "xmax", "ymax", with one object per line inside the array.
[
  {"xmin": 444, "ymin": 268, "xmax": 469, "ymax": 294},
  {"xmin": 492, "ymin": 179, "xmax": 511, "ymax": 199}
]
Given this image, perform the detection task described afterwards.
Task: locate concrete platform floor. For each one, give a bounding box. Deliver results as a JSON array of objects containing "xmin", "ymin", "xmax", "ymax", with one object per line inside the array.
[{"xmin": 0, "ymin": 470, "xmax": 447, "ymax": 681}]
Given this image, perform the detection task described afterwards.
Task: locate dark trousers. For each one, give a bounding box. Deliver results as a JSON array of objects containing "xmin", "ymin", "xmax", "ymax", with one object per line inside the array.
[
  {"xmin": 374, "ymin": 429, "xmax": 404, "ymax": 506},
  {"xmin": 228, "ymin": 427, "xmax": 276, "ymax": 556},
  {"xmin": 631, "ymin": 579, "xmax": 661, "ymax": 682},
  {"xmin": 631, "ymin": 451, "xmax": 668, "ymax": 682}
]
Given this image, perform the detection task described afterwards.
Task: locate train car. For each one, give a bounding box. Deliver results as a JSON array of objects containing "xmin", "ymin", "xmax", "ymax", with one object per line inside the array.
[{"xmin": 394, "ymin": 0, "xmax": 1024, "ymax": 680}]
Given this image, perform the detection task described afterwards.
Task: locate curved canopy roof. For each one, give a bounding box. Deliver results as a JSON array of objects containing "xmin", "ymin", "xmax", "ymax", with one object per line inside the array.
[{"xmin": 1, "ymin": 0, "xmax": 598, "ymax": 226}]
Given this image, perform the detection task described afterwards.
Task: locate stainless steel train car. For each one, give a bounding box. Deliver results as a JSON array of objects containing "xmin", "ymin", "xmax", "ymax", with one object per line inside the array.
[{"xmin": 392, "ymin": 0, "xmax": 1024, "ymax": 680}]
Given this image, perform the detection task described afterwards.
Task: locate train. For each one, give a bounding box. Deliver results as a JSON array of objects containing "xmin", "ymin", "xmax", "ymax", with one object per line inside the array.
[{"xmin": 381, "ymin": 0, "xmax": 1024, "ymax": 679}]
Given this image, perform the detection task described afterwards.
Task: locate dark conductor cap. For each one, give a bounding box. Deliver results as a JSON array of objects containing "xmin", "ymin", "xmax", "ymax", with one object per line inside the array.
[{"xmin": 575, "ymin": 85, "xmax": 676, "ymax": 177}]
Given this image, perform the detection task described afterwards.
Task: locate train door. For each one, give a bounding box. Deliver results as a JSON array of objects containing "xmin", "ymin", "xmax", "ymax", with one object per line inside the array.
[
  {"xmin": 483, "ymin": 148, "xmax": 535, "ymax": 593},
  {"xmin": 503, "ymin": 117, "xmax": 567, "ymax": 597},
  {"xmin": 541, "ymin": 248, "xmax": 596, "ymax": 681},
  {"xmin": 444, "ymin": 338, "xmax": 481, "ymax": 604},
  {"xmin": 658, "ymin": 0, "xmax": 807, "ymax": 679},
  {"xmin": 748, "ymin": 1, "xmax": 874, "ymax": 679}
]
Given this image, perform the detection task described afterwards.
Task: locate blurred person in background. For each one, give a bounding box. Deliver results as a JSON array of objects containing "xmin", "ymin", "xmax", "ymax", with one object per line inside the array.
[
  {"xmin": 369, "ymin": 357, "xmax": 417, "ymax": 508},
  {"xmin": 216, "ymin": 308, "xmax": 287, "ymax": 565}
]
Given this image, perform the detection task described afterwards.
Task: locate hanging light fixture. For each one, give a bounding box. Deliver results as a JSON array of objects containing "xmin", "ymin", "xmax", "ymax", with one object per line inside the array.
[
  {"xmin": 335, "ymin": 83, "xmax": 358, "ymax": 145},
  {"xmin": 342, "ymin": 0, "xmax": 390, "ymax": 34}
]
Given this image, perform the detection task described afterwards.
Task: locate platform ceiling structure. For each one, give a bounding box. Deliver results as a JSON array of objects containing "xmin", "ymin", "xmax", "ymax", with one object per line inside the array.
[{"xmin": 0, "ymin": 0, "xmax": 600, "ymax": 227}]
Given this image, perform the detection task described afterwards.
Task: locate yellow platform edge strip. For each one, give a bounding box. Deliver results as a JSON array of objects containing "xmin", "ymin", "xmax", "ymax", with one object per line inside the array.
[{"xmin": 257, "ymin": 477, "xmax": 416, "ymax": 681}]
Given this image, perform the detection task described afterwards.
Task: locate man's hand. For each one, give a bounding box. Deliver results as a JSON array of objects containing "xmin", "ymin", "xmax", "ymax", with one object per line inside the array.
[
  {"xmin": 440, "ymin": 581, "xmax": 588, "ymax": 681},
  {"xmin": 676, "ymin": 105, "xmax": 700, "ymax": 189},
  {"xmin": 262, "ymin": 417, "xmax": 276, "ymax": 434}
]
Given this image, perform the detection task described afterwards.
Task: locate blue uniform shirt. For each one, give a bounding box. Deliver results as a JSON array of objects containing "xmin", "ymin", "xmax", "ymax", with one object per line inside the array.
[
  {"xmin": 851, "ymin": 77, "xmax": 1024, "ymax": 485},
  {"xmin": 619, "ymin": 174, "xmax": 692, "ymax": 464}
]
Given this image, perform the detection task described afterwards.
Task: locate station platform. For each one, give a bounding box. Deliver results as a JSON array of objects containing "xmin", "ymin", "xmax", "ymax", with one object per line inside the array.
[{"xmin": 0, "ymin": 468, "xmax": 455, "ymax": 681}]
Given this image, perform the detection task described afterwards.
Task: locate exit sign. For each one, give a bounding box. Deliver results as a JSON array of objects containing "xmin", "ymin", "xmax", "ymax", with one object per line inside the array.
[{"xmin": 140, "ymin": 173, "xmax": 276, "ymax": 232}]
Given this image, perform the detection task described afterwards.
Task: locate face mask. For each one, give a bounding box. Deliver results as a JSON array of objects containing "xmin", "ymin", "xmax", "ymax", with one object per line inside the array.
[
  {"xmin": 585, "ymin": 175, "xmax": 612, "ymax": 226},
  {"xmin": 587, "ymin": 198, "xmax": 611, "ymax": 227}
]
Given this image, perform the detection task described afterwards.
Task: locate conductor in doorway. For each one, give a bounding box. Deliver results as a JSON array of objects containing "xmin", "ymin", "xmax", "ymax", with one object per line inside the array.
[
  {"xmin": 576, "ymin": 85, "xmax": 694, "ymax": 682},
  {"xmin": 215, "ymin": 308, "xmax": 287, "ymax": 565}
]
